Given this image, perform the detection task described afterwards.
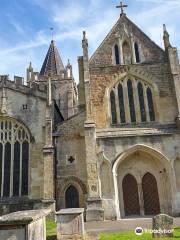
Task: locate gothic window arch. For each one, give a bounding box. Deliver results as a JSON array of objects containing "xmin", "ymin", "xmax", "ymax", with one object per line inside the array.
[
  {"xmin": 118, "ymin": 83, "xmax": 126, "ymax": 123},
  {"xmin": 114, "ymin": 44, "xmax": 120, "ymax": 65},
  {"xmin": 122, "ymin": 41, "xmax": 131, "ymax": 64},
  {"xmin": 110, "ymin": 90, "xmax": 117, "ymax": 124},
  {"xmin": 109, "ymin": 79, "xmax": 156, "ymax": 125},
  {"xmin": 127, "ymin": 80, "xmax": 136, "ymax": 122},
  {"xmin": 147, "ymin": 87, "xmax": 155, "ymax": 121},
  {"xmin": 0, "ymin": 118, "xmax": 30, "ymax": 197},
  {"xmin": 134, "ymin": 42, "xmax": 140, "ymax": 63},
  {"xmin": 138, "ymin": 82, "xmax": 146, "ymax": 122}
]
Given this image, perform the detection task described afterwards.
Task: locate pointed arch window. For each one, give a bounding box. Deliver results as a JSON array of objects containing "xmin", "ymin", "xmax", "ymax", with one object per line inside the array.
[
  {"xmin": 127, "ymin": 80, "xmax": 136, "ymax": 122},
  {"xmin": 134, "ymin": 42, "xmax": 140, "ymax": 63},
  {"xmin": 138, "ymin": 82, "xmax": 146, "ymax": 122},
  {"xmin": 147, "ymin": 87, "xmax": 155, "ymax": 121},
  {"xmin": 114, "ymin": 44, "xmax": 120, "ymax": 65},
  {"xmin": 0, "ymin": 118, "xmax": 30, "ymax": 198},
  {"xmin": 118, "ymin": 83, "xmax": 126, "ymax": 123},
  {"xmin": 110, "ymin": 90, "xmax": 117, "ymax": 124}
]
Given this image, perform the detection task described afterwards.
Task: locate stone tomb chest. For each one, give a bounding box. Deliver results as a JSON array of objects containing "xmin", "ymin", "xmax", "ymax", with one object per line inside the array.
[
  {"xmin": 56, "ymin": 208, "xmax": 85, "ymax": 239},
  {"xmin": 0, "ymin": 210, "xmax": 47, "ymax": 240}
]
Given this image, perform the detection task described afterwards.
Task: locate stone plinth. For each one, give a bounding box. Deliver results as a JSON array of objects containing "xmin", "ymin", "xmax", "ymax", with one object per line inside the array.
[
  {"xmin": 86, "ymin": 198, "xmax": 104, "ymax": 222},
  {"xmin": 152, "ymin": 214, "xmax": 174, "ymax": 238},
  {"xmin": 56, "ymin": 208, "xmax": 85, "ymax": 240},
  {"xmin": 0, "ymin": 209, "xmax": 48, "ymax": 240}
]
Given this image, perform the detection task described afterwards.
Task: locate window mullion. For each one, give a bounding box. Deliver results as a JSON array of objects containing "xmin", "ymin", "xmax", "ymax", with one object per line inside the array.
[
  {"xmin": 132, "ymin": 78, "xmax": 141, "ymax": 123},
  {"xmin": 123, "ymin": 78, "xmax": 131, "ymax": 123},
  {"xmin": 115, "ymin": 86, "xmax": 120, "ymax": 124}
]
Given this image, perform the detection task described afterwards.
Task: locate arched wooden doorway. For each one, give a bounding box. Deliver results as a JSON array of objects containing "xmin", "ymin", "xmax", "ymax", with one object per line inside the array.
[
  {"xmin": 122, "ymin": 174, "xmax": 140, "ymax": 216},
  {"xmin": 65, "ymin": 185, "xmax": 79, "ymax": 208},
  {"xmin": 142, "ymin": 172, "xmax": 160, "ymax": 215}
]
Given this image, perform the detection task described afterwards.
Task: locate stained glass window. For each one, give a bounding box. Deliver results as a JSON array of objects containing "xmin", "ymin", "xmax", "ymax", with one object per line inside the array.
[
  {"xmin": 0, "ymin": 118, "xmax": 30, "ymax": 197},
  {"xmin": 118, "ymin": 83, "xmax": 126, "ymax": 123},
  {"xmin": 138, "ymin": 82, "xmax": 146, "ymax": 122},
  {"xmin": 110, "ymin": 91, "xmax": 117, "ymax": 124},
  {"xmin": 127, "ymin": 80, "xmax": 136, "ymax": 122},
  {"xmin": 147, "ymin": 88, "xmax": 155, "ymax": 121}
]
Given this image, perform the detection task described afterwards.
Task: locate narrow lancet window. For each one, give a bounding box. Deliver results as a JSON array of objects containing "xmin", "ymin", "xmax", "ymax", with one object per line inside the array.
[
  {"xmin": 138, "ymin": 82, "xmax": 146, "ymax": 122},
  {"xmin": 118, "ymin": 83, "xmax": 126, "ymax": 123},
  {"xmin": 134, "ymin": 42, "xmax": 140, "ymax": 63},
  {"xmin": 127, "ymin": 80, "xmax": 136, "ymax": 122},
  {"xmin": 147, "ymin": 87, "xmax": 155, "ymax": 121},
  {"xmin": 110, "ymin": 90, "xmax": 117, "ymax": 124},
  {"xmin": 114, "ymin": 44, "xmax": 120, "ymax": 65}
]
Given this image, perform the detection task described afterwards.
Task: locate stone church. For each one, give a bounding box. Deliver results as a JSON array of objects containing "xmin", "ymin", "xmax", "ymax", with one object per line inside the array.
[{"xmin": 0, "ymin": 7, "xmax": 180, "ymax": 221}]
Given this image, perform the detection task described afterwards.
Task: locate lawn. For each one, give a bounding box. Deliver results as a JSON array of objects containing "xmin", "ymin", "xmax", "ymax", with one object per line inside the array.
[
  {"xmin": 100, "ymin": 228, "xmax": 180, "ymax": 240},
  {"xmin": 46, "ymin": 220, "xmax": 57, "ymax": 240},
  {"xmin": 46, "ymin": 221, "xmax": 180, "ymax": 240}
]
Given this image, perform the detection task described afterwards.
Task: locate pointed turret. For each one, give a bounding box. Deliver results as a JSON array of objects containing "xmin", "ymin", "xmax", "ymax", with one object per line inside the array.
[
  {"xmin": 163, "ymin": 24, "xmax": 171, "ymax": 49},
  {"xmin": 40, "ymin": 40, "xmax": 65, "ymax": 76}
]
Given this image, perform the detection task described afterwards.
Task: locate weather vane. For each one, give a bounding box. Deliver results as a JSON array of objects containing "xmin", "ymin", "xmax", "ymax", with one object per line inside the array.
[{"xmin": 116, "ymin": 1, "xmax": 128, "ymax": 16}]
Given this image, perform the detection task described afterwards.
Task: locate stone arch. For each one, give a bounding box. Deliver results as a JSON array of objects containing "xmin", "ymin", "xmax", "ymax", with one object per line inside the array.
[
  {"xmin": 112, "ymin": 144, "xmax": 175, "ymax": 219},
  {"xmin": 57, "ymin": 176, "xmax": 87, "ymax": 210}
]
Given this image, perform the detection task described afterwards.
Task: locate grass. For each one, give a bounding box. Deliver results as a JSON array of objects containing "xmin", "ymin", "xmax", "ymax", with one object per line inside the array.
[
  {"xmin": 46, "ymin": 220, "xmax": 57, "ymax": 240},
  {"xmin": 100, "ymin": 228, "xmax": 180, "ymax": 240}
]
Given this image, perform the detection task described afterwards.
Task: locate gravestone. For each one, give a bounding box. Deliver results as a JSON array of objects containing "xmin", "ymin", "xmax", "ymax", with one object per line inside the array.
[
  {"xmin": 152, "ymin": 214, "xmax": 174, "ymax": 238},
  {"xmin": 0, "ymin": 209, "xmax": 48, "ymax": 240},
  {"xmin": 56, "ymin": 208, "xmax": 85, "ymax": 240}
]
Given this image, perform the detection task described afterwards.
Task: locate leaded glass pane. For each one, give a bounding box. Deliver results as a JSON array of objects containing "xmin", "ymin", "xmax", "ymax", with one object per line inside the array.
[
  {"xmin": 118, "ymin": 84, "xmax": 126, "ymax": 123},
  {"xmin": 138, "ymin": 82, "xmax": 146, "ymax": 122},
  {"xmin": 127, "ymin": 80, "xmax": 136, "ymax": 122},
  {"xmin": 21, "ymin": 141, "xmax": 29, "ymax": 196},
  {"xmin": 13, "ymin": 142, "xmax": 20, "ymax": 196},
  {"xmin": 3, "ymin": 142, "xmax": 11, "ymax": 197},
  {"xmin": 147, "ymin": 88, "xmax": 155, "ymax": 121},
  {"xmin": 110, "ymin": 91, "xmax": 117, "ymax": 124}
]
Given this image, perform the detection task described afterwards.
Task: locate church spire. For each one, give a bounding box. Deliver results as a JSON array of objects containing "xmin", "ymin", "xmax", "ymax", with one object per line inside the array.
[{"xmin": 40, "ymin": 40, "xmax": 65, "ymax": 76}]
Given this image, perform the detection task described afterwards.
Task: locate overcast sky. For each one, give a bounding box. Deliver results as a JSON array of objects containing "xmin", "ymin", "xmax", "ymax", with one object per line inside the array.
[{"xmin": 0, "ymin": 0, "xmax": 179, "ymax": 82}]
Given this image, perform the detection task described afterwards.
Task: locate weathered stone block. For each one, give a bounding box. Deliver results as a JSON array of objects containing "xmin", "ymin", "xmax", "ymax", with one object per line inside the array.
[
  {"xmin": 152, "ymin": 214, "xmax": 174, "ymax": 238},
  {"xmin": 56, "ymin": 208, "xmax": 85, "ymax": 240},
  {"xmin": 0, "ymin": 209, "xmax": 48, "ymax": 240}
]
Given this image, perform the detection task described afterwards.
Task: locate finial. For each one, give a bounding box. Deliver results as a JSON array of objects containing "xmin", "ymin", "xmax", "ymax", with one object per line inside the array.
[
  {"xmin": 29, "ymin": 61, "xmax": 33, "ymax": 70},
  {"xmin": 0, "ymin": 81, "xmax": 8, "ymax": 115},
  {"xmin": 163, "ymin": 24, "xmax": 171, "ymax": 48},
  {"xmin": 83, "ymin": 31, "xmax": 86, "ymax": 40},
  {"xmin": 50, "ymin": 27, "xmax": 54, "ymax": 41},
  {"xmin": 67, "ymin": 59, "xmax": 70, "ymax": 66},
  {"xmin": 116, "ymin": 1, "xmax": 128, "ymax": 16}
]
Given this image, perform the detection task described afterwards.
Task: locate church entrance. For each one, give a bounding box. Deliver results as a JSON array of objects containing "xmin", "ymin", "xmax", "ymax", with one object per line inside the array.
[
  {"xmin": 122, "ymin": 172, "xmax": 160, "ymax": 217},
  {"xmin": 65, "ymin": 185, "xmax": 79, "ymax": 208},
  {"xmin": 122, "ymin": 174, "xmax": 140, "ymax": 216},
  {"xmin": 142, "ymin": 172, "xmax": 160, "ymax": 215}
]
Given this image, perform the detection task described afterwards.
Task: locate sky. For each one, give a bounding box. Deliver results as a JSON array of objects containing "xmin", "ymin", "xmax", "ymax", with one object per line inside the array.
[{"xmin": 0, "ymin": 0, "xmax": 180, "ymax": 83}]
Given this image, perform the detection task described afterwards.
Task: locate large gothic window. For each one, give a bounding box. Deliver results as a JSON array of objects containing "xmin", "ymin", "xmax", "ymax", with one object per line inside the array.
[
  {"xmin": 134, "ymin": 42, "xmax": 140, "ymax": 63},
  {"xmin": 110, "ymin": 90, "xmax": 117, "ymax": 124},
  {"xmin": 147, "ymin": 87, "xmax": 155, "ymax": 121},
  {"xmin": 138, "ymin": 82, "xmax": 146, "ymax": 122},
  {"xmin": 118, "ymin": 83, "xmax": 126, "ymax": 123},
  {"xmin": 122, "ymin": 41, "xmax": 131, "ymax": 64},
  {"xmin": 109, "ymin": 79, "xmax": 156, "ymax": 125},
  {"xmin": 127, "ymin": 80, "xmax": 136, "ymax": 122},
  {"xmin": 0, "ymin": 118, "xmax": 30, "ymax": 197},
  {"xmin": 114, "ymin": 44, "xmax": 120, "ymax": 65}
]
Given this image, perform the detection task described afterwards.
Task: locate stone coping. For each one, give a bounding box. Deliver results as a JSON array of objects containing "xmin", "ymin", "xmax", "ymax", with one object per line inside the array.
[
  {"xmin": 0, "ymin": 209, "xmax": 50, "ymax": 225},
  {"xmin": 56, "ymin": 208, "xmax": 84, "ymax": 215}
]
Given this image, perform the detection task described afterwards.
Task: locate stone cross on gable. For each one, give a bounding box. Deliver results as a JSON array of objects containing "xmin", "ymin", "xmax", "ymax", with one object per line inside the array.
[{"xmin": 116, "ymin": 1, "xmax": 128, "ymax": 15}]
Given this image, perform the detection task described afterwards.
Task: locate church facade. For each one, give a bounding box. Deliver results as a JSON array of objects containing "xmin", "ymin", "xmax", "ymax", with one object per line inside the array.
[{"xmin": 0, "ymin": 9, "xmax": 179, "ymax": 221}]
